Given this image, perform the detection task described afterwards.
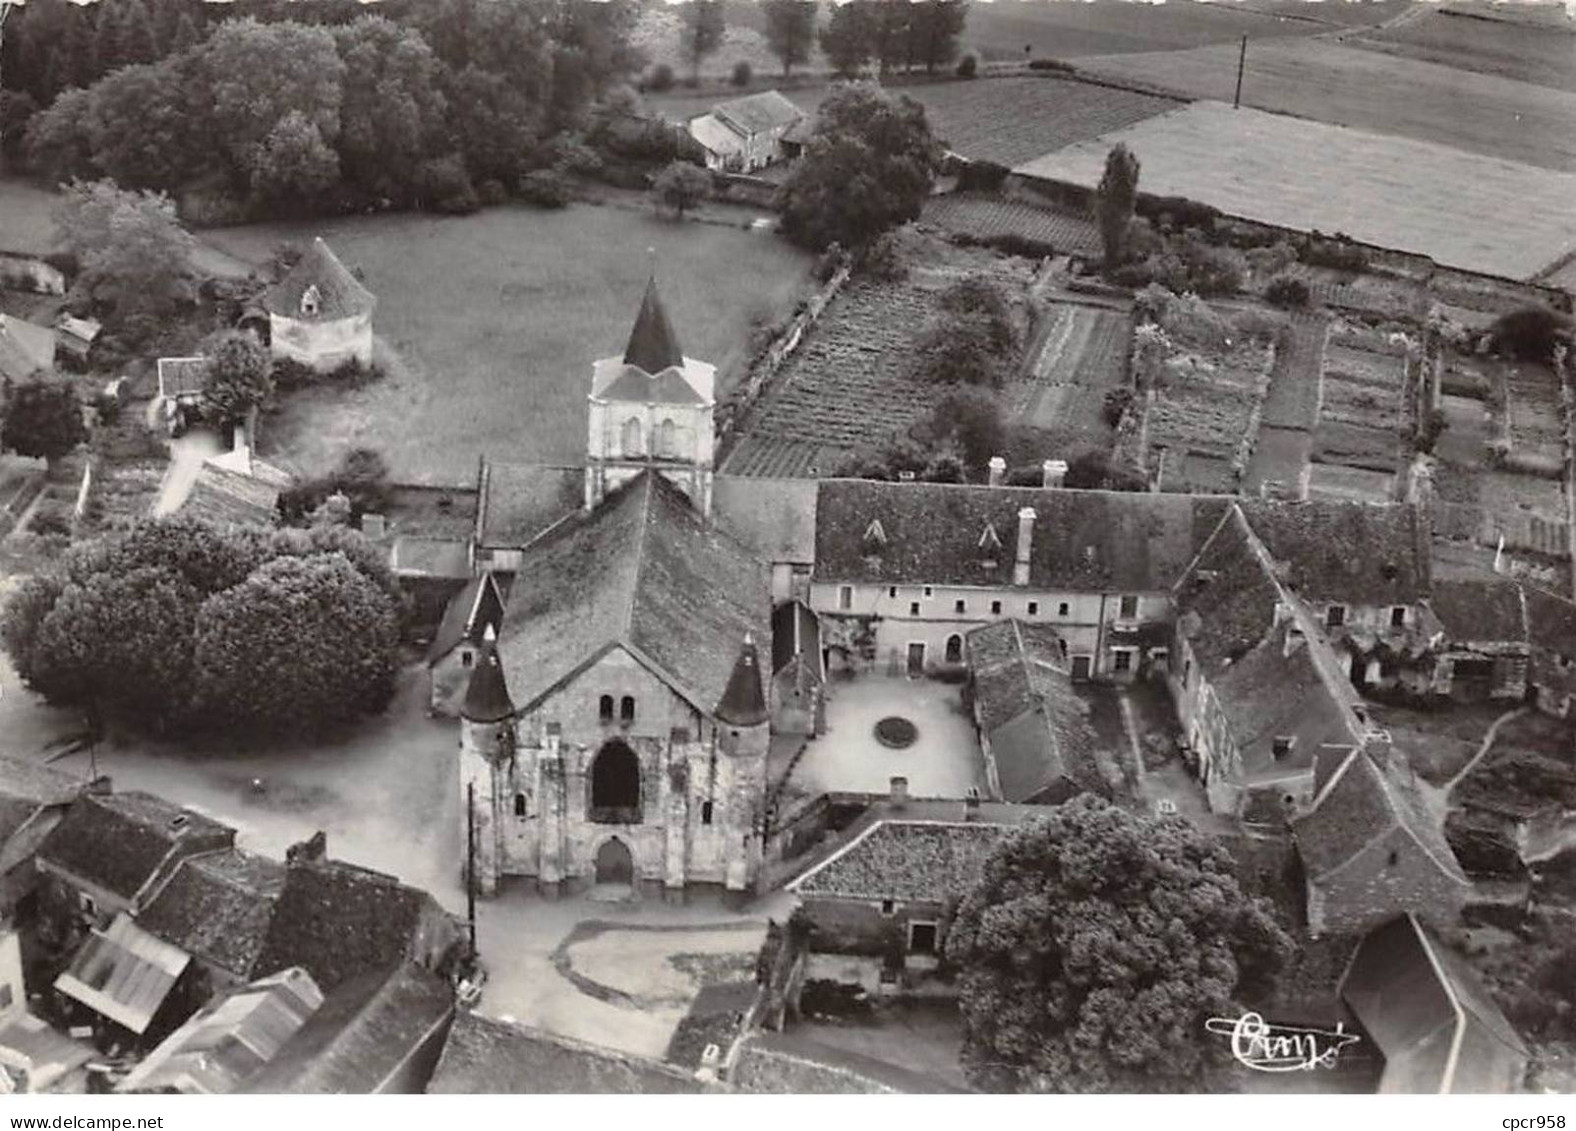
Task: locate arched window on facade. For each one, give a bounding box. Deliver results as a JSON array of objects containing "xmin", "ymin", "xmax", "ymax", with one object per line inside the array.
[
  {"xmin": 621, "ymin": 416, "xmax": 643, "ymax": 456},
  {"xmin": 944, "ymin": 634, "xmax": 963, "ymax": 665},
  {"xmin": 656, "ymin": 418, "xmax": 678, "ymax": 458},
  {"xmin": 590, "ymin": 739, "xmax": 641, "ymax": 823},
  {"xmin": 599, "ymin": 695, "xmax": 615, "ymax": 722},
  {"xmin": 620, "ymin": 695, "xmax": 636, "ymax": 724}
]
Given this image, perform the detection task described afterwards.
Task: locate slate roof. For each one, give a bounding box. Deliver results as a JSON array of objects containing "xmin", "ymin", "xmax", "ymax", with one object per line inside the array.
[
  {"xmin": 1237, "ymin": 498, "xmax": 1430, "ymax": 606},
  {"xmin": 426, "ymin": 1011, "xmax": 708, "ymax": 1094},
  {"xmin": 0, "ymin": 314, "xmax": 56, "ymax": 382},
  {"xmin": 263, "ymin": 239, "xmax": 375, "ymax": 321},
  {"xmin": 1339, "ymin": 914, "xmax": 1528, "ymax": 1094},
  {"xmin": 137, "ymin": 849, "xmax": 287, "ymax": 982},
  {"xmin": 0, "ymin": 795, "xmax": 43, "ymax": 849},
  {"xmin": 596, "ymin": 362, "xmax": 709, "ymax": 405},
  {"xmin": 813, "ymin": 480, "xmax": 1222, "ymax": 591},
  {"xmin": 0, "ymin": 756, "xmax": 85, "ymax": 807},
  {"xmin": 622, "ymin": 274, "xmax": 685, "ymax": 376},
  {"xmin": 715, "ymin": 633, "xmax": 769, "ymax": 727},
  {"xmin": 688, "ymin": 112, "xmax": 745, "ymax": 158},
  {"xmin": 426, "ymin": 573, "xmax": 505, "ymax": 664},
  {"xmin": 790, "ymin": 813, "xmax": 1033, "ymax": 903},
  {"xmin": 713, "ymin": 90, "xmax": 804, "ymax": 136},
  {"xmin": 476, "ymin": 461, "xmax": 582, "ymax": 549},
  {"xmin": 713, "ymin": 475, "xmax": 818, "ymax": 565},
  {"xmin": 1174, "ymin": 506, "xmax": 1286, "ymax": 669},
  {"xmin": 241, "ymin": 964, "xmax": 452, "ymax": 1094},
  {"xmin": 461, "ymin": 632, "xmax": 515, "ymax": 725},
  {"xmin": 1428, "ymin": 579, "xmax": 1526, "ymax": 644},
  {"xmin": 55, "ymin": 913, "xmax": 192, "ymax": 1035},
  {"xmin": 496, "ymin": 472, "xmax": 770, "ymax": 717},
  {"xmin": 38, "ymin": 792, "xmax": 236, "ymax": 904},
  {"xmin": 1524, "ymin": 583, "xmax": 1576, "ymax": 656},
  {"xmin": 966, "ymin": 620, "xmax": 1110, "ymax": 803},
  {"xmin": 252, "ymin": 859, "xmax": 450, "ymax": 994},
  {"xmin": 1294, "ymin": 745, "xmax": 1468, "ymax": 885}
]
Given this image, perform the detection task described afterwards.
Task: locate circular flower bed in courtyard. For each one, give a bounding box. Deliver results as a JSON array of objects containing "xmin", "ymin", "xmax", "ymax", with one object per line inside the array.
[{"xmin": 874, "ymin": 716, "xmax": 919, "ymax": 749}]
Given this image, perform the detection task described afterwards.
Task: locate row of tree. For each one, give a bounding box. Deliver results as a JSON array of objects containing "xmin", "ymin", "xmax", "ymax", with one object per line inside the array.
[
  {"xmin": 818, "ymin": 0, "xmax": 969, "ymax": 80},
  {"xmin": 1, "ymin": 518, "xmax": 402, "ymax": 737}
]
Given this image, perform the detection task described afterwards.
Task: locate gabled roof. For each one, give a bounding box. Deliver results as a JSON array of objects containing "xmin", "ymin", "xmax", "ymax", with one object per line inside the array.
[
  {"xmin": 180, "ymin": 459, "xmax": 290, "ymax": 529},
  {"xmin": 771, "ymin": 599, "xmax": 823, "ymax": 680},
  {"xmin": 1427, "ymin": 579, "xmax": 1527, "ymax": 645},
  {"xmin": 1174, "ymin": 505, "xmax": 1286, "ymax": 668},
  {"xmin": 426, "ymin": 572, "xmax": 505, "ymax": 665},
  {"xmin": 475, "ymin": 461, "xmax": 582, "ymax": 549},
  {"xmin": 55, "ymin": 914, "xmax": 191, "ymax": 1035},
  {"xmin": 38, "ymin": 791, "xmax": 236, "ymax": 905},
  {"xmin": 136, "ymin": 848, "xmax": 287, "ymax": 982},
  {"xmin": 496, "ymin": 472, "xmax": 770, "ymax": 717},
  {"xmin": 966, "ymin": 620, "xmax": 1111, "ymax": 803},
  {"xmin": 240, "ymin": 964, "xmax": 452, "ymax": 1094},
  {"xmin": 622, "ymin": 274, "xmax": 685, "ymax": 376},
  {"xmin": 0, "ymin": 314, "xmax": 55, "ymax": 382},
  {"xmin": 428, "ymin": 1011, "xmax": 708, "ymax": 1094},
  {"xmin": 596, "ymin": 363, "xmax": 707, "ymax": 405},
  {"xmin": 713, "ymin": 89, "xmax": 804, "ymax": 135},
  {"xmin": 1294, "ymin": 744, "xmax": 1468, "ymax": 886},
  {"xmin": 0, "ymin": 755, "xmax": 85, "ymax": 808},
  {"xmin": 1339, "ymin": 914, "xmax": 1527, "ymax": 1094},
  {"xmin": 713, "ymin": 475, "xmax": 818, "ymax": 565},
  {"xmin": 1237, "ymin": 498, "xmax": 1430, "ymax": 607},
  {"xmin": 263, "ymin": 239, "xmax": 375, "ymax": 321},
  {"xmin": 1523, "ymin": 583, "xmax": 1576, "ymax": 656},
  {"xmin": 117, "ymin": 967, "xmax": 324, "ymax": 1095},
  {"xmin": 252, "ymin": 857, "xmax": 449, "ymax": 994},
  {"xmin": 687, "ymin": 112, "xmax": 746, "ymax": 158},
  {"xmin": 813, "ymin": 480, "xmax": 1224, "ymax": 591}
]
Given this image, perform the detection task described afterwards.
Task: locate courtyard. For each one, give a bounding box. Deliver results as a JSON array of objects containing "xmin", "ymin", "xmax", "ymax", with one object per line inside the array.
[{"xmin": 790, "ymin": 672, "xmax": 985, "ymax": 800}]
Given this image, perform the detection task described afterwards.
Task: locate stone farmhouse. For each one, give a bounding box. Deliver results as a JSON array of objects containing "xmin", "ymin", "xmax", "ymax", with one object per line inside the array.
[
  {"xmin": 262, "ymin": 238, "xmax": 375, "ymax": 373},
  {"xmin": 687, "ymin": 90, "xmax": 807, "ymax": 173}
]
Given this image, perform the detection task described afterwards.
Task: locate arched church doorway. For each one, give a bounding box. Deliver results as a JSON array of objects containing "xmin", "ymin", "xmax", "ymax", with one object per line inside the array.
[
  {"xmin": 590, "ymin": 739, "xmax": 641, "ymax": 823},
  {"xmin": 594, "ymin": 837, "xmax": 634, "ymax": 886}
]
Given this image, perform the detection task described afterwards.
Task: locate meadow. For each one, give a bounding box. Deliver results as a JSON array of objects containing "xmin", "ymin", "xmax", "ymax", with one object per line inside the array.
[
  {"xmin": 0, "ymin": 179, "xmax": 62, "ymax": 256},
  {"xmin": 1072, "ymin": 37, "xmax": 1576, "ymax": 173},
  {"xmin": 1015, "ymin": 102, "xmax": 1576, "ymax": 280},
  {"xmin": 202, "ymin": 202, "xmax": 813, "ymax": 483},
  {"xmin": 1349, "ymin": 8, "xmax": 1576, "ymax": 92}
]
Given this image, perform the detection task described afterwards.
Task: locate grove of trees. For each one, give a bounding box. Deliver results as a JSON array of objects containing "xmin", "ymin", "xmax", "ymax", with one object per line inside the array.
[
  {"xmin": 0, "ymin": 517, "xmax": 402, "ymax": 737},
  {"xmin": 818, "ymin": 0, "xmax": 968, "ymax": 79},
  {"xmin": 0, "ymin": 379, "xmax": 87, "ymax": 467},
  {"xmin": 946, "ymin": 796, "xmax": 1293, "ymax": 1093}
]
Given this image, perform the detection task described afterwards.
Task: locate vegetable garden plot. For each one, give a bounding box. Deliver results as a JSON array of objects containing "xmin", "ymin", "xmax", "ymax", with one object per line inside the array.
[
  {"xmin": 1311, "ymin": 420, "xmax": 1400, "ymax": 473},
  {"xmin": 1308, "ymin": 462, "xmax": 1395, "ymax": 504},
  {"xmin": 1010, "ymin": 304, "xmax": 1130, "ymax": 439},
  {"xmin": 922, "ymin": 194, "xmax": 1102, "ymax": 257},
  {"xmin": 1320, "ymin": 344, "xmax": 1406, "ymax": 430}
]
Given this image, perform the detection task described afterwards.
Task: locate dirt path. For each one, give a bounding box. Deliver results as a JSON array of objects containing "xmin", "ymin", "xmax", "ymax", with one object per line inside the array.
[
  {"xmin": 1244, "ymin": 314, "xmax": 1328, "ymax": 498},
  {"xmin": 150, "ymin": 428, "xmax": 221, "ymax": 517},
  {"xmin": 1445, "ymin": 705, "xmax": 1530, "ymax": 794}
]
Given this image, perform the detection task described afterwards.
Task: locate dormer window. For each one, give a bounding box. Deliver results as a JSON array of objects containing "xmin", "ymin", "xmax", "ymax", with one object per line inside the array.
[
  {"xmin": 300, "ymin": 284, "xmax": 321, "ymax": 317},
  {"xmin": 863, "ymin": 519, "xmax": 886, "ymax": 547},
  {"xmin": 978, "ymin": 524, "xmax": 1002, "ymax": 552},
  {"xmin": 1326, "ymin": 605, "xmax": 1347, "ymax": 628}
]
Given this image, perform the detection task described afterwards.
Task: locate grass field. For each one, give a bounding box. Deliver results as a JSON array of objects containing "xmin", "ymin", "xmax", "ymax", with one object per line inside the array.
[
  {"xmin": 1015, "ymin": 101, "xmax": 1576, "ymax": 280},
  {"xmin": 0, "ymin": 180, "xmax": 61, "ymax": 256},
  {"xmin": 1349, "ymin": 8, "xmax": 1576, "ymax": 93},
  {"xmin": 202, "ymin": 203, "xmax": 813, "ymax": 483},
  {"xmin": 1072, "ymin": 36, "xmax": 1576, "ymax": 173}
]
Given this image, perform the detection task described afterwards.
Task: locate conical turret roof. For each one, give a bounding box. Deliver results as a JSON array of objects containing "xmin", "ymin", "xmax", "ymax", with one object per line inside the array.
[
  {"xmin": 621, "ymin": 274, "xmax": 685, "ymax": 375},
  {"xmin": 263, "ymin": 238, "xmax": 376, "ymax": 320},
  {"xmin": 462, "ymin": 625, "xmax": 515, "ymax": 724},
  {"xmin": 715, "ymin": 632, "xmax": 768, "ymax": 727}
]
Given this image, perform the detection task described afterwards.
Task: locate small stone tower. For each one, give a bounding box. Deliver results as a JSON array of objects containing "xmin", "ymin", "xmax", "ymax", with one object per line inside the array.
[
  {"xmin": 714, "ymin": 632, "xmax": 770, "ymax": 900},
  {"xmin": 585, "ymin": 273, "xmax": 716, "ymax": 516},
  {"xmin": 459, "ymin": 625, "xmax": 515, "ymax": 896}
]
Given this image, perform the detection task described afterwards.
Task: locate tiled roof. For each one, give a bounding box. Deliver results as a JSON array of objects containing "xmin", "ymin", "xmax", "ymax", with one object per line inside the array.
[
  {"xmin": 0, "ymin": 314, "xmax": 55, "ymax": 382},
  {"xmin": 731, "ymin": 1032, "xmax": 954, "ymax": 1094},
  {"xmin": 476, "ymin": 461, "xmax": 581, "ymax": 549},
  {"xmin": 688, "ymin": 112, "xmax": 745, "ymax": 157},
  {"xmin": 966, "ymin": 620, "xmax": 1110, "ymax": 802},
  {"xmin": 1339, "ymin": 914, "xmax": 1527, "ymax": 1094},
  {"xmin": 1524, "ymin": 583, "xmax": 1576, "ymax": 655},
  {"xmin": 426, "ymin": 1011, "xmax": 708, "ymax": 1094},
  {"xmin": 496, "ymin": 472, "xmax": 770, "ymax": 716},
  {"xmin": 597, "ymin": 363, "xmax": 707, "ymax": 405},
  {"xmin": 252, "ymin": 858, "xmax": 450, "ymax": 994},
  {"xmin": 241, "ymin": 964, "xmax": 452, "ymax": 1094},
  {"xmin": 426, "ymin": 573, "xmax": 505, "ymax": 664},
  {"xmin": 137, "ymin": 849, "xmax": 287, "ymax": 982},
  {"xmin": 1174, "ymin": 506, "xmax": 1285, "ymax": 668},
  {"xmin": 0, "ymin": 755, "xmax": 86, "ymax": 807},
  {"xmin": 1428, "ymin": 579, "xmax": 1526, "ymax": 644},
  {"xmin": 1294, "ymin": 746, "xmax": 1467, "ymax": 885},
  {"xmin": 813, "ymin": 480, "xmax": 1223, "ymax": 591},
  {"xmin": 0, "ymin": 796, "xmax": 43, "ymax": 848},
  {"xmin": 622, "ymin": 275, "xmax": 685, "ymax": 376},
  {"xmin": 713, "ymin": 89, "xmax": 804, "ymax": 135},
  {"xmin": 38, "ymin": 792, "xmax": 235, "ymax": 904},
  {"xmin": 1237, "ymin": 498, "xmax": 1430, "ymax": 606},
  {"xmin": 792, "ymin": 819, "xmax": 1014, "ymax": 902},
  {"xmin": 180, "ymin": 461, "xmax": 288, "ymax": 529},
  {"xmin": 713, "ymin": 475, "xmax": 818, "ymax": 565},
  {"xmin": 263, "ymin": 239, "xmax": 375, "ymax": 321},
  {"xmin": 55, "ymin": 913, "xmax": 191, "ymax": 1035}
]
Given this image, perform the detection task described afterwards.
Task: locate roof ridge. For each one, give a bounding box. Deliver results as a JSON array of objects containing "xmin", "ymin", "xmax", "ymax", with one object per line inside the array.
[{"xmin": 624, "ymin": 472, "xmax": 656, "ymax": 644}]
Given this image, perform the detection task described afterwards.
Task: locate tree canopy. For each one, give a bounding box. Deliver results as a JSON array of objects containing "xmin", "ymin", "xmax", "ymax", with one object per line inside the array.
[
  {"xmin": 202, "ymin": 331, "xmax": 275, "ymax": 425},
  {"xmin": 652, "ymin": 160, "xmax": 711, "ymax": 218},
  {"xmin": 776, "ymin": 83, "xmax": 940, "ymax": 251},
  {"xmin": 680, "ymin": 0, "xmax": 725, "ymax": 83},
  {"xmin": 763, "ymin": 0, "xmax": 817, "ymax": 77},
  {"xmin": 1096, "ymin": 143, "xmax": 1141, "ymax": 272},
  {"xmin": 53, "ymin": 179, "xmax": 193, "ymax": 320},
  {"xmin": 946, "ymin": 796, "xmax": 1293, "ymax": 1093},
  {"xmin": 1, "ymin": 378, "xmax": 87, "ymax": 466}
]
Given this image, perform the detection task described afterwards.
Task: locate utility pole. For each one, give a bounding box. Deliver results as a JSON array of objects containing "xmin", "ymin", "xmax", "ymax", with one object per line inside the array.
[
  {"xmin": 465, "ymin": 781, "xmax": 477, "ymax": 960},
  {"xmin": 1233, "ymin": 35, "xmax": 1247, "ymax": 110}
]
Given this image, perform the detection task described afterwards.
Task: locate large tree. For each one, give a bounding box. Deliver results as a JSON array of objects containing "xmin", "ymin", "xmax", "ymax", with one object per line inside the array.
[
  {"xmin": 818, "ymin": 0, "xmax": 876, "ymax": 79},
  {"xmin": 910, "ymin": 0, "xmax": 969, "ymax": 75},
  {"xmin": 776, "ymin": 83, "xmax": 940, "ymax": 251},
  {"xmin": 53, "ymin": 178, "xmax": 193, "ymax": 319},
  {"xmin": 651, "ymin": 159, "xmax": 711, "ymax": 218},
  {"xmin": 946, "ymin": 796, "xmax": 1293, "ymax": 1093},
  {"xmin": 680, "ymin": 0, "xmax": 725, "ymax": 83},
  {"xmin": 763, "ymin": 0, "xmax": 816, "ymax": 77},
  {"xmin": 1, "ymin": 379, "xmax": 87, "ymax": 467},
  {"xmin": 331, "ymin": 17, "xmax": 448, "ymax": 202},
  {"xmin": 193, "ymin": 552, "xmax": 398, "ymax": 733},
  {"xmin": 201, "ymin": 331, "xmax": 275, "ymax": 424},
  {"xmin": 1095, "ymin": 142, "xmax": 1141, "ymax": 272}
]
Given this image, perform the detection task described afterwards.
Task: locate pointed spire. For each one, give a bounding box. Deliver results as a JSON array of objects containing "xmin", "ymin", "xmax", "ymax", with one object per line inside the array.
[
  {"xmin": 715, "ymin": 631, "xmax": 768, "ymax": 728},
  {"xmin": 462, "ymin": 624, "xmax": 515, "ymax": 724},
  {"xmin": 622, "ymin": 272, "xmax": 685, "ymax": 375}
]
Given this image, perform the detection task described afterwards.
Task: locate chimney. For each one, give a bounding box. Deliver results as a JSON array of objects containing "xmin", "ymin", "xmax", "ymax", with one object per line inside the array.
[
  {"xmin": 361, "ymin": 513, "xmax": 387, "ymax": 539},
  {"xmin": 889, "ymin": 776, "xmax": 908, "ymax": 807},
  {"xmin": 286, "ymin": 830, "xmax": 328, "ymax": 866},
  {"xmin": 987, "ymin": 456, "xmax": 1006, "ymax": 487},
  {"xmin": 1041, "ymin": 459, "xmax": 1068, "ymax": 489},
  {"xmin": 85, "ymin": 776, "xmax": 113, "ymax": 796},
  {"xmin": 696, "ymin": 1043, "xmax": 722, "ymax": 1084},
  {"xmin": 232, "ymin": 420, "xmax": 253, "ymax": 475},
  {"xmin": 1013, "ymin": 506, "xmax": 1036, "ymax": 586},
  {"xmin": 965, "ymin": 788, "xmax": 980, "ymax": 821}
]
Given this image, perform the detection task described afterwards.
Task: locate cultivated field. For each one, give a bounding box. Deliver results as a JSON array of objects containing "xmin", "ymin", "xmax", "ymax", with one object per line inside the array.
[
  {"xmin": 1349, "ymin": 8, "xmax": 1576, "ymax": 93},
  {"xmin": 203, "ymin": 204, "xmax": 813, "ymax": 483},
  {"xmin": 922, "ymin": 192, "xmax": 1100, "ymax": 256},
  {"xmin": 1308, "ymin": 323, "xmax": 1407, "ymax": 496},
  {"xmin": 1008, "ymin": 301, "xmax": 1129, "ymax": 452},
  {"xmin": 1148, "ymin": 338, "xmax": 1274, "ymax": 495},
  {"xmin": 1072, "ymin": 37, "xmax": 1576, "ymax": 173},
  {"xmin": 1015, "ymin": 101, "xmax": 1576, "ymax": 280}
]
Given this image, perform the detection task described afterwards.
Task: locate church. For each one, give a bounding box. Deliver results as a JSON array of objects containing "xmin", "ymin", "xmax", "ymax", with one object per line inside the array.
[{"xmin": 456, "ymin": 275, "xmax": 776, "ymax": 902}]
